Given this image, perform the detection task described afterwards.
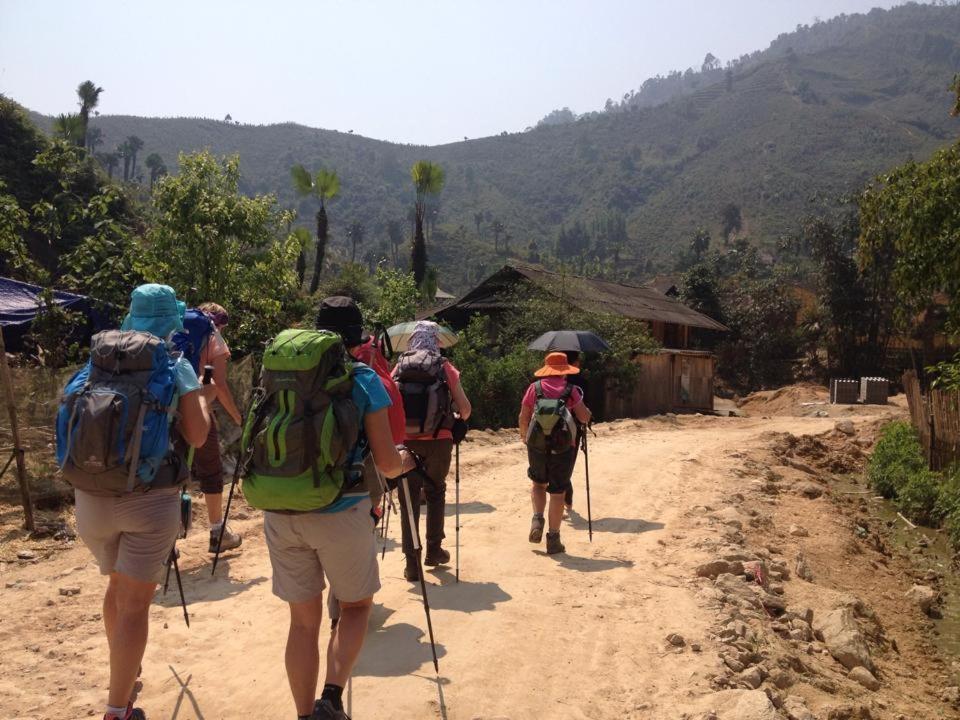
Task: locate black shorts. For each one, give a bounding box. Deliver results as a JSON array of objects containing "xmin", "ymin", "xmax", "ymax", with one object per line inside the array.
[{"xmin": 527, "ymin": 447, "xmax": 577, "ymax": 494}]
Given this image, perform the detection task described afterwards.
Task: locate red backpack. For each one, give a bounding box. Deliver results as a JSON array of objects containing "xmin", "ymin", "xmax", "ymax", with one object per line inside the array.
[{"xmin": 353, "ymin": 336, "xmax": 406, "ymax": 444}]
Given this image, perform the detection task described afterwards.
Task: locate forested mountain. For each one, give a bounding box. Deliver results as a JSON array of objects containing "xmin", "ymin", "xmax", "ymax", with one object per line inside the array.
[{"xmin": 25, "ymin": 3, "xmax": 960, "ymax": 292}]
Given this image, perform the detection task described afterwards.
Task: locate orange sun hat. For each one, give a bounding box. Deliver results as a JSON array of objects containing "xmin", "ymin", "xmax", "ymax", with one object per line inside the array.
[{"xmin": 533, "ymin": 351, "xmax": 581, "ymax": 377}]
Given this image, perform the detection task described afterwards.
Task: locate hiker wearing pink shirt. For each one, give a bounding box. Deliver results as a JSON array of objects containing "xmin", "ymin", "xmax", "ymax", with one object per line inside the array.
[{"xmin": 519, "ymin": 352, "xmax": 591, "ymax": 555}]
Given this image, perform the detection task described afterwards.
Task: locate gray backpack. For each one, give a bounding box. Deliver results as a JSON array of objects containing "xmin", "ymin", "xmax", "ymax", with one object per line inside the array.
[
  {"xmin": 56, "ymin": 330, "xmax": 182, "ymax": 496},
  {"xmin": 393, "ymin": 350, "xmax": 455, "ymax": 437}
]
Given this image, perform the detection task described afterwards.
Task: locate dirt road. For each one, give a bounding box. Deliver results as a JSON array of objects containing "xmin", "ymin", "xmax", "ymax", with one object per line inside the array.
[{"xmin": 1, "ymin": 410, "xmax": 956, "ymax": 719}]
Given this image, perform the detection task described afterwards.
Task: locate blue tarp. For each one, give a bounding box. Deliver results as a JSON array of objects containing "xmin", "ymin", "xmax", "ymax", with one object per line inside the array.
[{"xmin": 0, "ymin": 276, "xmax": 112, "ymax": 352}]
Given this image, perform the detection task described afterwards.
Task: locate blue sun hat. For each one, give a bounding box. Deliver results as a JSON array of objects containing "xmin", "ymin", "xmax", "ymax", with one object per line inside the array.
[{"xmin": 120, "ymin": 283, "xmax": 186, "ymax": 338}]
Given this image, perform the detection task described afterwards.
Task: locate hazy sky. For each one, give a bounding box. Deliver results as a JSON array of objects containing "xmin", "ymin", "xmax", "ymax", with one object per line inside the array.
[{"xmin": 0, "ymin": 0, "xmax": 900, "ymax": 145}]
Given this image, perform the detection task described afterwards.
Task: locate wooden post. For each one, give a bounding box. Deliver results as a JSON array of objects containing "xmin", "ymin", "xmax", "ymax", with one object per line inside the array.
[{"xmin": 0, "ymin": 327, "xmax": 34, "ymax": 531}]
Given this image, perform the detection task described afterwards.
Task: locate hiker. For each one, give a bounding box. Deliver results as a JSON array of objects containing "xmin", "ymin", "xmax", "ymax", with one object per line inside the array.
[
  {"xmin": 190, "ymin": 302, "xmax": 244, "ymax": 554},
  {"xmin": 59, "ymin": 284, "xmax": 214, "ymax": 720},
  {"xmin": 562, "ymin": 351, "xmax": 586, "ymax": 512},
  {"xmin": 520, "ymin": 351, "xmax": 591, "ymax": 554},
  {"xmin": 243, "ymin": 301, "xmax": 417, "ymax": 720},
  {"xmin": 393, "ymin": 320, "xmax": 471, "ymax": 581}
]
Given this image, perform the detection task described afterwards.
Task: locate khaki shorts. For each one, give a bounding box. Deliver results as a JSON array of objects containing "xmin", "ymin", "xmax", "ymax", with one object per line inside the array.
[
  {"xmin": 75, "ymin": 487, "xmax": 180, "ymax": 584},
  {"xmin": 264, "ymin": 497, "xmax": 380, "ymax": 604}
]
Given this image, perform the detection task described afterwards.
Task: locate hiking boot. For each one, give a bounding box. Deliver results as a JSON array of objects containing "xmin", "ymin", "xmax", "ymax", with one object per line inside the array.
[
  {"xmin": 311, "ymin": 698, "xmax": 350, "ymax": 720},
  {"xmin": 208, "ymin": 526, "xmax": 241, "ymax": 554},
  {"xmin": 546, "ymin": 531, "xmax": 565, "ymax": 555},
  {"xmin": 424, "ymin": 547, "xmax": 450, "ymax": 566},
  {"xmin": 104, "ymin": 704, "xmax": 146, "ymax": 720},
  {"xmin": 404, "ymin": 562, "xmax": 421, "ymax": 582},
  {"xmin": 529, "ymin": 514, "xmax": 545, "ymax": 543}
]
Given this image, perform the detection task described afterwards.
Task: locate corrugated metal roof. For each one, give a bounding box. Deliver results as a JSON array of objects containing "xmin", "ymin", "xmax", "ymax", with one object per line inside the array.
[{"xmin": 438, "ymin": 264, "xmax": 728, "ymax": 331}]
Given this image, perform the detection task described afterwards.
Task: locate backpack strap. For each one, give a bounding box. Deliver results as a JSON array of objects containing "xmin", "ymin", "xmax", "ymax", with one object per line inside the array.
[
  {"xmin": 559, "ymin": 383, "xmax": 573, "ymax": 403},
  {"xmin": 432, "ymin": 356, "xmax": 450, "ymax": 439},
  {"xmin": 125, "ymin": 402, "xmax": 150, "ymax": 492},
  {"xmin": 534, "ymin": 380, "xmax": 545, "ymax": 400}
]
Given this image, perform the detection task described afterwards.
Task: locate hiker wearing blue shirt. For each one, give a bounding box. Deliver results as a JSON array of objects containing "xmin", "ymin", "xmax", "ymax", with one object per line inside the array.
[
  {"xmin": 69, "ymin": 284, "xmax": 215, "ymax": 720},
  {"xmin": 259, "ymin": 297, "xmax": 417, "ymax": 720}
]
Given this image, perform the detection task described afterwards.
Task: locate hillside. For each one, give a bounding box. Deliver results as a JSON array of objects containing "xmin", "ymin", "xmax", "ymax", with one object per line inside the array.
[{"xmin": 26, "ymin": 3, "xmax": 960, "ymax": 292}]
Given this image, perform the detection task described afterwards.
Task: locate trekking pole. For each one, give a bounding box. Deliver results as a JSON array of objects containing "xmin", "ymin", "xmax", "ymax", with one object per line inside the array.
[
  {"xmin": 582, "ymin": 427, "xmax": 593, "ymax": 542},
  {"xmin": 381, "ymin": 494, "xmax": 392, "ymax": 560},
  {"xmin": 455, "ymin": 441, "xmax": 461, "ymax": 583},
  {"xmin": 169, "ymin": 546, "xmax": 190, "ymax": 627},
  {"xmin": 399, "ymin": 472, "xmax": 440, "ymax": 674},
  {"xmin": 212, "ymin": 448, "xmax": 243, "ymax": 576}
]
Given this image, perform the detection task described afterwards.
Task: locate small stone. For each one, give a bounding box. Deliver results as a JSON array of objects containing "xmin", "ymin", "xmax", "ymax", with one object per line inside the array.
[
  {"xmin": 835, "ymin": 420, "xmax": 855, "ymax": 435},
  {"xmin": 904, "ymin": 584, "xmax": 938, "ymax": 614},
  {"xmin": 723, "ymin": 654, "xmax": 745, "ymax": 673},
  {"xmin": 59, "ymin": 586, "xmax": 81, "ymax": 597},
  {"xmin": 848, "ymin": 666, "xmax": 880, "ymax": 691},
  {"xmin": 738, "ymin": 665, "xmax": 764, "ymax": 689},
  {"xmin": 666, "ymin": 633, "xmax": 685, "ymax": 647},
  {"xmin": 789, "ymin": 524, "xmax": 809, "ymax": 537},
  {"xmin": 691, "ymin": 643, "xmax": 702, "ymax": 652},
  {"xmin": 771, "ymin": 670, "xmax": 794, "ymax": 689},
  {"xmin": 940, "ymin": 686, "xmax": 960, "ymax": 704},
  {"xmin": 796, "ymin": 482, "xmax": 823, "ymax": 499},
  {"xmin": 784, "ymin": 695, "xmax": 815, "ymax": 720},
  {"xmin": 17, "ymin": 550, "xmax": 36, "ymax": 560},
  {"xmin": 46, "ymin": 599, "xmax": 55, "ymax": 606},
  {"xmin": 795, "ymin": 553, "xmax": 814, "ymax": 582},
  {"xmin": 696, "ymin": 559, "xmax": 744, "ymax": 579}
]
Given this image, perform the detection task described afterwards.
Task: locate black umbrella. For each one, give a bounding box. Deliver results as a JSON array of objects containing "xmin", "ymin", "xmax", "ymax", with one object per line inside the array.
[{"xmin": 527, "ymin": 330, "xmax": 611, "ymax": 353}]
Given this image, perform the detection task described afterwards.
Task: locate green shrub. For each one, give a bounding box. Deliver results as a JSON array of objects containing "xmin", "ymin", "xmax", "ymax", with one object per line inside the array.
[
  {"xmin": 867, "ymin": 420, "xmax": 925, "ymax": 498},
  {"xmin": 895, "ymin": 469, "xmax": 941, "ymax": 526},
  {"xmin": 936, "ymin": 466, "xmax": 960, "ymax": 550}
]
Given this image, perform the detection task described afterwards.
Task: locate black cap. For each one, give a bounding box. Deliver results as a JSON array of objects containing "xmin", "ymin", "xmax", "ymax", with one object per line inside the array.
[{"xmin": 315, "ymin": 296, "xmax": 370, "ymax": 347}]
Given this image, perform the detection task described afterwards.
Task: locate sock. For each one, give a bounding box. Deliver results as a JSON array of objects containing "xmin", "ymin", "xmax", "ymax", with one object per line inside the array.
[
  {"xmin": 211, "ymin": 521, "xmax": 223, "ymax": 532},
  {"xmin": 321, "ymin": 683, "xmax": 344, "ymax": 711},
  {"xmin": 298, "ymin": 715, "xmax": 311, "ymax": 720},
  {"xmin": 105, "ymin": 704, "xmax": 128, "ymax": 719},
  {"xmin": 547, "ymin": 531, "xmax": 559, "ymax": 537},
  {"xmin": 533, "ymin": 512, "xmax": 544, "ymax": 519}
]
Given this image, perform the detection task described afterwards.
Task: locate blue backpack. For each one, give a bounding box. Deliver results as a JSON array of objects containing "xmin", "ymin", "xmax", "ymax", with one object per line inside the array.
[
  {"xmin": 56, "ymin": 330, "xmax": 180, "ymax": 495},
  {"xmin": 172, "ymin": 308, "xmax": 215, "ymax": 374}
]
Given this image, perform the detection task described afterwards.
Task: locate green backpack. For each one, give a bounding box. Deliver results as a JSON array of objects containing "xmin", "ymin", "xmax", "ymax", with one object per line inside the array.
[
  {"xmin": 526, "ymin": 380, "xmax": 578, "ymax": 454},
  {"xmin": 241, "ymin": 329, "xmax": 360, "ymax": 511}
]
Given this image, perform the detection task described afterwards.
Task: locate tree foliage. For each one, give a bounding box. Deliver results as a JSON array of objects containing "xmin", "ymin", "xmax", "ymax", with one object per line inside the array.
[
  {"xmin": 291, "ymin": 163, "xmax": 340, "ymax": 293},
  {"xmin": 145, "ymin": 151, "xmax": 306, "ymax": 354},
  {"xmin": 411, "ymin": 160, "xmax": 445, "ymax": 286},
  {"xmin": 859, "ymin": 140, "xmax": 960, "ymax": 332}
]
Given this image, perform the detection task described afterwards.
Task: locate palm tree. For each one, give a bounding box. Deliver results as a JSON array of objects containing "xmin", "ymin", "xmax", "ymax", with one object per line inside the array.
[
  {"xmin": 348, "ymin": 221, "xmax": 365, "ymax": 263},
  {"xmin": 96, "ymin": 151, "xmax": 119, "ymax": 179},
  {"xmin": 53, "ymin": 113, "xmax": 84, "ymax": 145},
  {"xmin": 86, "ymin": 126, "xmax": 103, "ymax": 154},
  {"xmin": 473, "ymin": 211, "xmax": 484, "ymax": 239},
  {"xmin": 387, "ymin": 219, "xmax": 403, "ymax": 266},
  {"xmin": 291, "ymin": 164, "xmax": 340, "ymax": 293},
  {"xmin": 410, "ymin": 160, "xmax": 445, "ymax": 287},
  {"xmin": 116, "ymin": 142, "xmax": 131, "ymax": 181},
  {"xmin": 126, "ymin": 136, "xmax": 144, "ymax": 179},
  {"xmin": 144, "ymin": 153, "xmax": 167, "ymax": 189},
  {"xmin": 491, "ymin": 219, "xmax": 504, "ymax": 253},
  {"xmin": 76, "ymin": 81, "xmax": 104, "ymax": 150}
]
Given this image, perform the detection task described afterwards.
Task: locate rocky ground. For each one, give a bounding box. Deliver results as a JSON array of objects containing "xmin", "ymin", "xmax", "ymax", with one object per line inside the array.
[{"xmin": 1, "ymin": 394, "xmax": 957, "ymax": 719}]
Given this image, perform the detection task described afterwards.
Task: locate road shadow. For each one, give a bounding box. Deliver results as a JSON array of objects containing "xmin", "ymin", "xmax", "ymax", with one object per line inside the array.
[
  {"xmin": 567, "ymin": 509, "xmax": 664, "ymax": 534},
  {"xmin": 534, "ymin": 550, "xmax": 635, "ymax": 573},
  {"xmin": 413, "ymin": 571, "xmax": 512, "ymax": 613},
  {"xmin": 353, "ymin": 621, "xmax": 448, "ymax": 678},
  {"xmin": 155, "ymin": 558, "xmax": 268, "ymax": 608},
  {"xmin": 444, "ymin": 501, "xmax": 496, "ymax": 516},
  {"xmin": 169, "ymin": 665, "xmax": 205, "ymax": 720}
]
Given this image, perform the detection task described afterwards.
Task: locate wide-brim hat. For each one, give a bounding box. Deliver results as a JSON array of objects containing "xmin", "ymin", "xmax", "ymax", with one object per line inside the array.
[
  {"xmin": 533, "ymin": 351, "xmax": 581, "ymax": 377},
  {"xmin": 120, "ymin": 283, "xmax": 185, "ymax": 338},
  {"xmin": 315, "ymin": 295, "xmax": 371, "ymax": 347}
]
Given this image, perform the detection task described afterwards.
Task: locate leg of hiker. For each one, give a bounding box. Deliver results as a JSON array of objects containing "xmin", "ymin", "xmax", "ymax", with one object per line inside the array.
[
  {"xmin": 75, "ymin": 486, "xmax": 181, "ymax": 718},
  {"xmin": 407, "ymin": 438, "xmax": 453, "ymax": 565},
  {"xmin": 529, "ymin": 481, "xmax": 547, "ymax": 543},
  {"xmin": 285, "ymin": 593, "xmax": 325, "ymax": 717},
  {"xmin": 548, "ymin": 490, "xmax": 566, "ymax": 533},
  {"xmin": 106, "ymin": 573, "xmax": 156, "ymax": 708},
  {"xmin": 397, "ymin": 466, "xmax": 425, "ymax": 580},
  {"xmin": 325, "ymin": 597, "xmax": 373, "ymax": 686},
  {"xmin": 195, "ymin": 420, "xmax": 241, "ymax": 554}
]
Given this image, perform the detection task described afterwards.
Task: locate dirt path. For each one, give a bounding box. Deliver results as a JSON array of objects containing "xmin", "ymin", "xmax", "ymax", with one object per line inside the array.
[{"xmin": 1, "ymin": 411, "xmax": 956, "ymax": 719}]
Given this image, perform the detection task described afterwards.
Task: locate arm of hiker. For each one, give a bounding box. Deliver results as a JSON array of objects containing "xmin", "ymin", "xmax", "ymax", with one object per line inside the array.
[
  {"xmin": 210, "ymin": 354, "xmax": 242, "ymax": 425},
  {"xmin": 366, "ymin": 408, "xmax": 416, "ymax": 478},
  {"xmin": 179, "ymin": 387, "xmax": 214, "ymax": 447},
  {"xmin": 572, "ymin": 401, "xmax": 591, "ymax": 426},
  {"xmin": 450, "ymin": 378, "xmax": 472, "ymax": 421},
  {"xmin": 519, "ymin": 405, "xmax": 533, "ymax": 444}
]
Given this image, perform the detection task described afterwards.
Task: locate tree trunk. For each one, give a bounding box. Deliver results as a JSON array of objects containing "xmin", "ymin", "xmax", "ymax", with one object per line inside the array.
[
  {"xmin": 131, "ymin": 153, "xmax": 138, "ymax": 179},
  {"xmin": 309, "ymin": 206, "xmax": 328, "ymax": 294},
  {"xmin": 296, "ymin": 250, "xmax": 306, "ymax": 287},
  {"xmin": 412, "ymin": 213, "xmax": 427, "ymax": 287}
]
